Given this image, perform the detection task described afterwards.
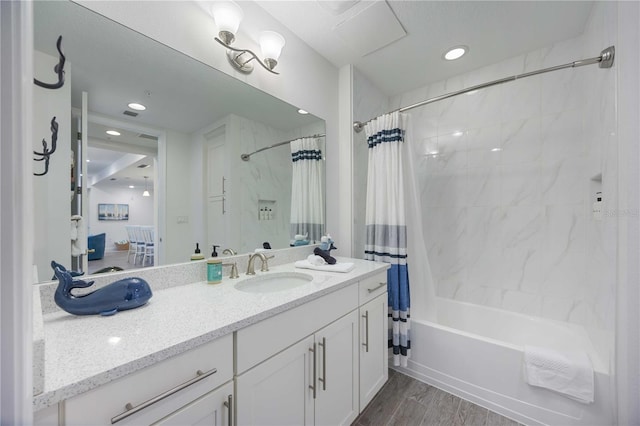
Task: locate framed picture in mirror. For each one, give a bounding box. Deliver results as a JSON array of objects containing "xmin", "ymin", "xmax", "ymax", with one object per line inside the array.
[{"xmin": 98, "ymin": 204, "xmax": 129, "ymax": 221}]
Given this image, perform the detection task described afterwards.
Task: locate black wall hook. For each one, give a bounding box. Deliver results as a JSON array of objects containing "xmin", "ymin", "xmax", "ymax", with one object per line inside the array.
[
  {"xmin": 34, "ymin": 36, "xmax": 65, "ymax": 90},
  {"xmin": 34, "ymin": 116, "xmax": 59, "ymax": 176}
]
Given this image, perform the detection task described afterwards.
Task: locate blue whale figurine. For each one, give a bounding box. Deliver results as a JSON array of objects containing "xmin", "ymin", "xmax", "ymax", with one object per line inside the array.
[{"xmin": 51, "ymin": 261, "xmax": 152, "ymax": 316}]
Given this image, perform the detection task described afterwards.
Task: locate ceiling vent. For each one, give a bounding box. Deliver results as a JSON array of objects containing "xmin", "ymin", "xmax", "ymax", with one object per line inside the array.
[
  {"xmin": 333, "ymin": 1, "xmax": 406, "ymax": 57},
  {"xmin": 137, "ymin": 133, "xmax": 158, "ymax": 141},
  {"xmin": 123, "ymin": 110, "xmax": 139, "ymax": 117}
]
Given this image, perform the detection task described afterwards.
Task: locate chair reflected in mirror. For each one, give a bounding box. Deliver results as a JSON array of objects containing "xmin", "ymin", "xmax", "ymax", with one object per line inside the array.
[
  {"xmin": 123, "ymin": 225, "xmax": 155, "ymax": 267},
  {"xmin": 140, "ymin": 226, "xmax": 155, "ymax": 267},
  {"xmin": 125, "ymin": 225, "xmax": 140, "ymax": 264}
]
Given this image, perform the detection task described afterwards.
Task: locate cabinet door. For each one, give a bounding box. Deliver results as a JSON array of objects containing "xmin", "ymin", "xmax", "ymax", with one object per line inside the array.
[
  {"xmin": 236, "ymin": 335, "xmax": 314, "ymax": 426},
  {"xmin": 359, "ymin": 292, "xmax": 388, "ymax": 409},
  {"xmin": 314, "ymin": 310, "xmax": 359, "ymax": 426},
  {"xmin": 152, "ymin": 382, "xmax": 233, "ymax": 426}
]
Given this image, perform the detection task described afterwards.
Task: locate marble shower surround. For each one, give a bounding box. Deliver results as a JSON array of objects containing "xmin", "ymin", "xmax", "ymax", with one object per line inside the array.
[{"xmin": 388, "ymin": 4, "xmax": 616, "ymax": 331}]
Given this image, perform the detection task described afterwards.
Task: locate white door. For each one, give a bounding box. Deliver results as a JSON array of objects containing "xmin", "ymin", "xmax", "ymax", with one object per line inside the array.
[
  {"xmin": 152, "ymin": 382, "xmax": 233, "ymax": 426},
  {"xmin": 236, "ymin": 335, "xmax": 315, "ymax": 426},
  {"xmin": 314, "ymin": 310, "xmax": 359, "ymax": 426},
  {"xmin": 79, "ymin": 91, "xmax": 89, "ymax": 273},
  {"xmin": 359, "ymin": 292, "xmax": 389, "ymax": 409},
  {"xmin": 205, "ymin": 132, "xmax": 227, "ymax": 252}
]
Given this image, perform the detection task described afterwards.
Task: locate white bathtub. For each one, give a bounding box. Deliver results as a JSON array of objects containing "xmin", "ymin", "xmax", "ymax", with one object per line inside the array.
[{"xmin": 394, "ymin": 298, "xmax": 614, "ymax": 426}]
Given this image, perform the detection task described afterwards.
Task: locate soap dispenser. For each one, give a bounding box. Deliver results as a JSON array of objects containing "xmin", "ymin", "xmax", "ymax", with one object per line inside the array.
[
  {"xmin": 211, "ymin": 245, "xmax": 219, "ymax": 257},
  {"xmin": 593, "ymin": 192, "xmax": 603, "ymax": 221},
  {"xmin": 191, "ymin": 243, "xmax": 204, "ymax": 261}
]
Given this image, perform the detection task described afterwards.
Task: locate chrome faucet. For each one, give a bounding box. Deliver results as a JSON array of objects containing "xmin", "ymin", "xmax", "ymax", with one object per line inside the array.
[
  {"xmin": 222, "ymin": 262, "xmax": 239, "ymax": 279},
  {"xmin": 246, "ymin": 252, "xmax": 273, "ymax": 275},
  {"xmin": 222, "ymin": 248, "xmax": 237, "ymax": 256}
]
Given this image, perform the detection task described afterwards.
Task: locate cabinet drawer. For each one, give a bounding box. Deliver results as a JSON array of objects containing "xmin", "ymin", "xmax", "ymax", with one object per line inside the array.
[
  {"xmin": 237, "ymin": 283, "xmax": 358, "ymax": 374},
  {"xmin": 358, "ymin": 272, "xmax": 387, "ymax": 305},
  {"xmin": 64, "ymin": 334, "xmax": 232, "ymax": 425}
]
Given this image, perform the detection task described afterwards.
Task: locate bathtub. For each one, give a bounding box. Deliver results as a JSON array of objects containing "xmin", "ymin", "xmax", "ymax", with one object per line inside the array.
[{"xmin": 394, "ymin": 298, "xmax": 613, "ymax": 426}]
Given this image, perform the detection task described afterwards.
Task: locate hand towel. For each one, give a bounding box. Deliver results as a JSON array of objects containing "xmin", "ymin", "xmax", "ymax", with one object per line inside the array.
[
  {"xmin": 71, "ymin": 215, "xmax": 86, "ymax": 257},
  {"xmin": 523, "ymin": 345, "xmax": 594, "ymax": 404},
  {"xmin": 294, "ymin": 260, "xmax": 355, "ymax": 273},
  {"xmin": 307, "ymin": 254, "xmax": 327, "ymax": 266}
]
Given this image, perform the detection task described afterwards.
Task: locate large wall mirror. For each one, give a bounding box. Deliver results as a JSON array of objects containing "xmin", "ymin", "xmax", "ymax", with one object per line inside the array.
[{"xmin": 33, "ymin": 1, "xmax": 326, "ymax": 283}]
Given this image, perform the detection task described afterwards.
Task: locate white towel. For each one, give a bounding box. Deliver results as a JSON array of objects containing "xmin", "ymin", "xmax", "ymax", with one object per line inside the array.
[
  {"xmin": 307, "ymin": 254, "xmax": 327, "ymax": 266},
  {"xmin": 523, "ymin": 345, "xmax": 594, "ymax": 404},
  {"xmin": 71, "ymin": 215, "xmax": 86, "ymax": 257},
  {"xmin": 294, "ymin": 260, "xmax": 355, "ymax": 273}
]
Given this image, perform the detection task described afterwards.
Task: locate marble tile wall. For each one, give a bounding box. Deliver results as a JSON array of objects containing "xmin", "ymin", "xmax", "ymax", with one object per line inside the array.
[
  {"xmin": 233, "ymin": 114, "xmax": 293, "ymax": 252},
  {"xmin": 385, "ymin": 3, "xmax": 617, "ymax": 331},
  {"xmin": 233, "ymin": 115, "xmax": 326, "ymax": 253}
]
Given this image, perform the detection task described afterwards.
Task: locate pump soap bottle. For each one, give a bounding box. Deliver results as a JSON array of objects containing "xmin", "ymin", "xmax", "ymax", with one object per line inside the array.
[
  {"xmin": 207, "ymin": 258, "xmax": 222, "ymax": 284},
  {"xmin": 191, "ymin": 243, "xmax": 204, "ymax": 261}
]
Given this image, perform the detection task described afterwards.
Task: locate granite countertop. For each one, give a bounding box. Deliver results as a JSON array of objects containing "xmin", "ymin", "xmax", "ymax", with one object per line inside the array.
[{"xmin": 33, "ymin": 257, "xmax": 388, "ymax": 411}]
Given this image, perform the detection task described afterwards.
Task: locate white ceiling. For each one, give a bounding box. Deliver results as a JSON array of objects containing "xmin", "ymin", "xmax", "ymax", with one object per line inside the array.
[{"xmin": 256, "ymin": 0, "xmax": 595, "ymax": 96}]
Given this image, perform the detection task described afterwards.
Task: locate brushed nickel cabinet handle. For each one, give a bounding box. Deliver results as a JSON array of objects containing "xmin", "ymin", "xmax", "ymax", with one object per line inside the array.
[
  {"xmin": 362, "ymin": 311, "xmax": 369, "ymax": 353},
  {"xmin": 111, "ymin": 368, "xmax": 217, "ymax": 424},
  {"xmin": 318, "ymin": 337, "xmax": 326, "ymax": 391},
  {"xmin": 367, "ymin": 282, "xmax": 386, "ymax": 293},
  {"xmin": 309, "ymin": 344, "xmax": 317, "ymax": 399},
  {"xmin": 223, "ymin": 394, "xmax": 233, "ymax": 426}
]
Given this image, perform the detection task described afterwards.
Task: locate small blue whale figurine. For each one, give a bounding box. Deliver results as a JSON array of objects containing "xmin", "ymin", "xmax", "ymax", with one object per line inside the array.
[{"xmin": 51, "ymin": 261, "xmax": 152, "ymax": 316}]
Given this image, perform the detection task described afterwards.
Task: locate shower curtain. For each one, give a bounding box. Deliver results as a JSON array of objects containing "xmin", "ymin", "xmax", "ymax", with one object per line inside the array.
[
  {"xmin": 290, "ymin": 137, "xmax": 324, "ymax": 243},
  {"xmin": 364, "ymin": 111, "xmax": 411, "ymax": 367}
]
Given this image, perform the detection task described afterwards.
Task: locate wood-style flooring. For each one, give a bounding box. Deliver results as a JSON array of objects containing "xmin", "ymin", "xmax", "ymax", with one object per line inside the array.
[{"xmin": 353, "ymin": 369, "xmax": 523, "ymax": 426}]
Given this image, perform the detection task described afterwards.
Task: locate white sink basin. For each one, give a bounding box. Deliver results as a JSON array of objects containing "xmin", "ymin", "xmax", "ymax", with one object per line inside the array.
[{"xmin": 234, "ymin": 272, "xmax": 313, "ymax": 293}]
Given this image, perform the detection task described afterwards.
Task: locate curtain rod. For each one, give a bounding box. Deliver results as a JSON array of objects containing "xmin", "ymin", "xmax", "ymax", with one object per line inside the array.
[
  {"xmin": 240, "ymin": 133, "xmax": 326, "ymax": 161},
  {"xmin": 353, "ymin": 46, "xmax": 615, "ymax": 133}
]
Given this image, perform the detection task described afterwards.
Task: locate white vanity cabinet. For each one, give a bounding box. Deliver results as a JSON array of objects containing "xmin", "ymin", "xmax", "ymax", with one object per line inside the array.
[
  {"xmin": 33, "ymin": 262, "xmax": 391, "ymax": 426},
  {"xmin": 358, "ymin": 273, "xmax": 389, "ymax": 409},
  {"xmin": 236, "ymin": 311, "xmax": 359, "ymax": 426},
  {"xmin": 313, "ymin": 309, "xmax": 359, "ymax": 425},
  {"xmin": 63, "ymin": 333, "xmax": 233, "ymax": 426},
  {"xmin": 235, "ymin": 284, "xmax": 360, "ymax": 426}
]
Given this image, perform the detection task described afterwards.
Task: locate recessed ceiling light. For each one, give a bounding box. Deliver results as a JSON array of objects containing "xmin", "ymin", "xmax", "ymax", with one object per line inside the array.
[
  {"xmin": 106, "ymin": 130, "xmax": 121, "ymax": 136},
  {"xmin": 298, "ymin": 109, "xmax": 309, "ymax": 115},
  {"xmin": 129, "ymin": 185, "xmax": 135, "ymax": 189},
  {"xmin": 86, "ymin": 159, "xmax": 90, "ymax": 162},
  {"xmin": 491, "ymin": 147, "xmax": 502, "ymax": 152},
  {"xmin": 443, "ymin": 46, "xmax": 468, "ymax": 61},
  {"xmin": 452, "ymin": 131, "xmax": 464, "ymax": 137},
  {"xmin": 128, "ymin": 102, "xmax": 146, "ymax": 111}
]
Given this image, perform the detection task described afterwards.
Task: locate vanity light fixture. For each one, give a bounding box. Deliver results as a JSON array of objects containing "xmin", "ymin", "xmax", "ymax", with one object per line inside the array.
[
  {"xmin": 127, "ymin": 102, "xmax": 146, "ymax": 111},
  {"xmin": 106, "ymin": 130, "xmax": 121, "ymax": 136},
  {"xmin": 211, "ymin": 1, "xmax": 285, "ymax": 74},
  {"xmin": 443, "ymin": 45, "xmax": 468, "ymax": 61},
  {"xmin": 142, "ymin": 176, "xmax": 150, "ymax": 197}
]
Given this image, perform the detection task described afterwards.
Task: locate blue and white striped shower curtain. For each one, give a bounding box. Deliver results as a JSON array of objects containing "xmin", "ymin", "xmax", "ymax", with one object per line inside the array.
[
  {"xmin": 364, "ymin": 111, "xmax": 411, "ymax": 367},
  {"xmin": 290, "ymin": 137, "xmax": 324, "ymax": 243}
]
